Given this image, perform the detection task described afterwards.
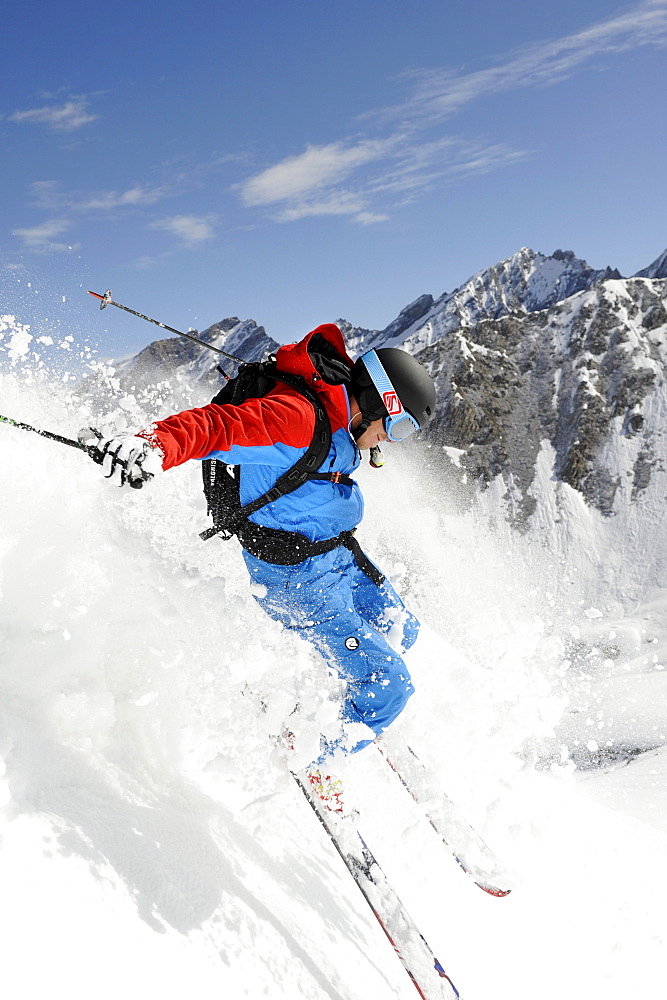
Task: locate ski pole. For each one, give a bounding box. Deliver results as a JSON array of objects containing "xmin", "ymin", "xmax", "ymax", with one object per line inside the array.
[
  {"xmin": 0, "ymin": 413, "xmax": 94, "ymax": 454},
  {"xmin": 0, "ymin": 414, "xmax": 150, "ymax": 488},
  {"xmin": 87, "ymin": 289, "xmax": 245, "ymax": 364}
]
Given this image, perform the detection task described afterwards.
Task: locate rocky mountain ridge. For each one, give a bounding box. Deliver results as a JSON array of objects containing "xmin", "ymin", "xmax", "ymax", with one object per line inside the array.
[
  {"xmin": 414, "ymin": 273, "xmax": 667, "ymax": 521},
  {"xmin": 339, "ymin": 247, "xmax": 623, "ymax": 355},
  {"xmin": 105, "ymin": 245, "xmax": 667, "ymax": 528},
  {"xmin": 635, "ymin": 248, "xmax": 667, "ymax": 279},
  {"xmin": 344, "ymin": 246, "xmax": 667, "ymax": 525},
  {"xmin": 112, "ymin": 316, "xmax": 280, "ymax": 388}
]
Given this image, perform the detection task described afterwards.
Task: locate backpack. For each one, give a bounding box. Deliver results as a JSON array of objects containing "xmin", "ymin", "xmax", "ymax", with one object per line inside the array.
[
  {"xmin": 200, "ymin": 358, "xmax": 345, "ymax": 544},
  {"xmin": 198, "ymin": 352, "xmax": 384, "ymax": 586}
]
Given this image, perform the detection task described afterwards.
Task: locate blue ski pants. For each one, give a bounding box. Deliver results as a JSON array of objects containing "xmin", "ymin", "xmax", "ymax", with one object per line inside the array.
[{"xmin": 243, "ymin": 544, "xmax": 418, "ymax": 755}]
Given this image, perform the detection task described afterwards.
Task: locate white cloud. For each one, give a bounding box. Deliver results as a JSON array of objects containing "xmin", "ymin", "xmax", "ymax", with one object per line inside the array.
[
  {"xmin": 355, "ymin": 211, "xmax": 391, "ymax": 226},
  {"xmin": 235, "ymin": 2, "xmax": 667, "ymax": 229},
  {"xmin": 29, "ymin": 181, "xmax": 63, "ymax": 208},
  {"xmin": 13, "ymin": 219, "xmax": 73, "ymax": 251},
  {"xmin": 363, "ymin": 137, "xmax": 527, "ymax": 200},
  {"xmin": 443, "ymin": 143, "xmax": 529, "ymax": 178},
  {"xmin": 30, "ymin": 180, "xmax": 172, "ymax": 213},
  {"xmin": 390, "ymin": 0, "xmax": 667, "ymax": 121},
  {"xmin": 274, "ymin": 191, "xmax": 388, "ymax": 225},
  {"xmin": 132, "ymin": 251, "xmax": 172, "ymax": 270},
  {"xmin": 79, "ymin": 185, "xmax": 172, "ymax": 211},
  {"xmin": 9, "ymin": 99, "xmax": 98, "ymax": 131},
  {"xmin": 151, "ymin": 215, "xmax": 216, "ymax": 246},
  {"xmin": 240, "ymin": 134, "xmax": 529, "ymax": 225},
  {"xmin": 238, "ymin": 138, "xmax": 421, "ymax": 224},
  {"xmin": 239, "ymin": 140, "xmax": 392, "ymax": 206}
]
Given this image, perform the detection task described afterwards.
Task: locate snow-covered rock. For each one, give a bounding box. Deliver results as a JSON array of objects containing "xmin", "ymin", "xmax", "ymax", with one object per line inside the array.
[
  {"xmin": 412, "ymin": 276, "xmax": 667, "ymax": 520},
  {"xmin": 112, "ymin": 317, "xmax": 279, "ymax": 391},
  {"xmin": 342, "ymin": 247, "xmax": 621, "ymax": 354}
]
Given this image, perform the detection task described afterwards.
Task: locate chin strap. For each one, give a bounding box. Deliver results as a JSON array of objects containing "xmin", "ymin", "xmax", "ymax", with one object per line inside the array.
[
  {"xmin": 350, "ymin": 417, "xmax": 370, "ymax": 441},
  {"xmin": 349, "ymin": 419, "xmax": 385, "ymax": 468},
  {"xmin": 349, "ymin": 403, "xmax": 384, "ymax": 467}
]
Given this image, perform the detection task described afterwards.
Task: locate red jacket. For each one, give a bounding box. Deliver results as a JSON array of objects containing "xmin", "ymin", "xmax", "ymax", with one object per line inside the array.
[{"xmin": 141, "ymin": 324, "xmax": 364, "ymax": 543}]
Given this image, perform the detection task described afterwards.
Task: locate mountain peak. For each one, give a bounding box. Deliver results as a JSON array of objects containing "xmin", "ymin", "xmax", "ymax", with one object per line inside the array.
[
  {"xmin": 470, "ymin": 247, "xmax": 622, "ymax": 316},
  {"xmin": 634, "ymin": 248, "xmax": 667, "ymax": 279}
]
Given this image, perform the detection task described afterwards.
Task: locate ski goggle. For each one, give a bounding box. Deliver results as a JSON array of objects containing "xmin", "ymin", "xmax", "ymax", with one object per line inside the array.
[{"xmin": 360, "ymin": 351, "xmax": 421, "ymax": 443}]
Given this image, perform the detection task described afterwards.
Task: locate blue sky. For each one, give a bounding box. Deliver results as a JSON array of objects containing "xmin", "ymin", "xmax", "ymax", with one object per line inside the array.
[{"xmin": 2, "ymin": 0, "xmax": 666, "ymax": 358}]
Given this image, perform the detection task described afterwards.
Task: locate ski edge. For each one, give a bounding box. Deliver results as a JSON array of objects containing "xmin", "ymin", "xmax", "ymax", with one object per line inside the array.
[
  {"xmin": 377, "ymin": 743, "xmax": 514, "ymax": 898},
  {"xmin": 292, "ymin": 770, "xmax": 460, "ymax": 1000}
]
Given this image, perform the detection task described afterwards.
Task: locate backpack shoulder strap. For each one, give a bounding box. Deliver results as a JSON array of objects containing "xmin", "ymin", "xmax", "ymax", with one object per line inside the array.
[
  {"xmin": 201, "ymin": 366, "xmax": 353, "ymax": 541},
  {"xmin": 234, "ymin": 369, "xmax": 332, "ymax": 520}
]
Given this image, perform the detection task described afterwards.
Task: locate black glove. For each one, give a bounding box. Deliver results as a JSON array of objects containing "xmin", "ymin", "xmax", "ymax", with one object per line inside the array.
[{"xmin": 78, "ymin": 428, "xmax": 162, "ymax": 488}]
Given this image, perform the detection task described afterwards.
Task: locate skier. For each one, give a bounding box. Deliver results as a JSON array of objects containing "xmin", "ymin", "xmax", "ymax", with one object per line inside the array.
[{"xmin": 85, "ymin": 323, "xmax": 436, "ymax": 761}]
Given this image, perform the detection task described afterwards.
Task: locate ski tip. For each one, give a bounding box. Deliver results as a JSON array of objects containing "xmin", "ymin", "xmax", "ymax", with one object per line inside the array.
[{"xmin": 475, "ymin": 882, "xmax": 512, "ymax": 897}]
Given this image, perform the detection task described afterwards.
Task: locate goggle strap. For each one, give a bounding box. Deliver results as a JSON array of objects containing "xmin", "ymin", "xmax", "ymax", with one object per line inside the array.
[{"xmin": 361, "ymin": 351, "xmax": 408, "ymax": 423}]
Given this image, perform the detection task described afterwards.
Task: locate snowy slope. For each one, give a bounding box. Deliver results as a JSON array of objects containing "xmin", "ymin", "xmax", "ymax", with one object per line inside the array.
[{"xmin": 2, "ymin": 315, "xmax": 667, "ymax": 999}]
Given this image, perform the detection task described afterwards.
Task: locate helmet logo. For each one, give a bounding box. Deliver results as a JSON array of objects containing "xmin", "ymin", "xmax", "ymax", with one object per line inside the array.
[{"xmin": 382, "ymin": 390, "xmax": 402, "ymax": 415}]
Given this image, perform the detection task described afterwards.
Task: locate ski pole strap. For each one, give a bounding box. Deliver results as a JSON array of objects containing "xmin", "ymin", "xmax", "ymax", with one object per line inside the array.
[{"xmin": 235, "ymin": 522, "xmax": 385, "ymax": 587}]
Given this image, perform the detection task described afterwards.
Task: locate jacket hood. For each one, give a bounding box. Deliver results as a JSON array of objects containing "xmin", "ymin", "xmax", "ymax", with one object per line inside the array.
[
  {"xmin": 274, "ymin": 324, "xmax": 354, "ymax": 434},
  {"xmin": 275, "ymin": 324, "xmax": 354, "ymax": 382}
]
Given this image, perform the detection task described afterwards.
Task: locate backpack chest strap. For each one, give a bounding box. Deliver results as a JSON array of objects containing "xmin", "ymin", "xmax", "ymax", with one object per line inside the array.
[{"xmin": 307, "ymin": 471, "xmax": 355, "ymax": 486}]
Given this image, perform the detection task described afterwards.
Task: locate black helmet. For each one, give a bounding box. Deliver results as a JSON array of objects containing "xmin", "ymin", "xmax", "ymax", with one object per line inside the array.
[{"xmin": 349, "ymin": 348, "xmax": 436, "ymax": 441}]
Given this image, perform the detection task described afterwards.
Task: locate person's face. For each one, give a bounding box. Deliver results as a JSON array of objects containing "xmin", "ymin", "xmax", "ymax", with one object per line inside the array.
[{"xmin": 350, "ymin": 413, "xmax": 388, "ymax": 450}]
